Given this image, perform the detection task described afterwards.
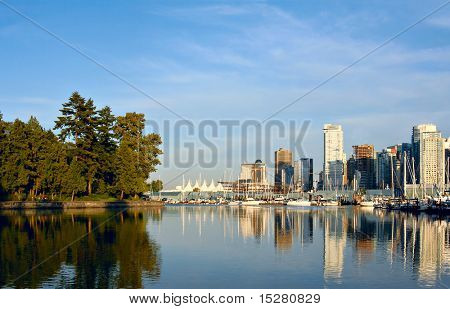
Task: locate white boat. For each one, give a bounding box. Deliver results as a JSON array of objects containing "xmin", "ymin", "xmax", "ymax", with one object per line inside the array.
[
  {"xmin": 241, "ymin": 198, "xmax": 261, "ymax": 206},
  {"xmin": 286, "ymin": 200, "xmax": 312, "ymax": 206},
  {"xmin": 228, "ymin": 201, "xmax": 241, "ymax": 206},
  {"xmin": 321, "ymin": 200, "xmax": 339, "ymax": 206},
  {"xmin": 360, "ymin": 201, "xmax": 375, "ymax": 207}
]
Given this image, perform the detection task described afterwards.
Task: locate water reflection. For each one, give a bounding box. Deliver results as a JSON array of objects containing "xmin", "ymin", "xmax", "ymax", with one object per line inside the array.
[
  {"xmin": 0, "ymin": 206, "xmax": 449, "ymax": 288},
  {"xmin": 168, "ymin": 206, "xmax": 449, "ymax": 288},
  {"xmin": 0, "ymin": 208, "xmax": 162, "ymax": 288}
]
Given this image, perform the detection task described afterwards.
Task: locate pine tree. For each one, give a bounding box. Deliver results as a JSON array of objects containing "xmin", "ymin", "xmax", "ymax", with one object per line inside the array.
[
  {"xmin": 0, "ymin": 92, "xmax": 162, "ymax": 201},
  {"xmin": 0, "ymin": 112, "xmax": 6, "ymax": 195},
  {"xmin": 113, "ymin": 113, "xmax": 162, "ymax": 199},
  {"xmin": 63, "ymin": 159, "xmax": 86, "ymax": 201},
  {"xmin": 1, "ymin": 119, "xmax": 31, "ymax": 199},
  {"xmin": 95, "ymin": 106, "xmax": 117, "ymax": 193},
  {"xmin": 114, "ymin": 143, "xmax": 137, "ymax": 199},
  {"xmin": 54, "ymin": 92, "xmax": 98, "ymax": 195}
]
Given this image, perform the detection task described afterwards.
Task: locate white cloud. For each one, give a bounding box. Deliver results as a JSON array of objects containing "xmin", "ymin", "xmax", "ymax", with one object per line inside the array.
[{"xmin": 427, "ymin": 16, "xmax": 450, "ymax": 28}]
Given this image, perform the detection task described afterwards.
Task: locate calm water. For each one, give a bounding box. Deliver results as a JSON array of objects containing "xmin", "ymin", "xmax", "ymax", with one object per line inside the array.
[{"xmin": 0, "ymin": 206, "xmax": 449, "ymax": 289}]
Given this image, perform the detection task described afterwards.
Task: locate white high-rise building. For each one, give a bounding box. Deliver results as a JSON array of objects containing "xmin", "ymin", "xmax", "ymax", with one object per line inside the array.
[
  {"xmin": 412, "ymin": 124, "xmax": 445, "ymax": 186},
  {"xmin": 323, "ymin": 124, "xmax": 345, "ymax": 190}
]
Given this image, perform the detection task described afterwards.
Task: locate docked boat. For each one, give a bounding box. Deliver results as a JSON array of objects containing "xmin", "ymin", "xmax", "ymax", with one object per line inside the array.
[
  {"xmin": 228, "ymin": 201, "xmax": 241, "ymax": 206},
  {"xmin": 321, "ymin": 199, "xmax": 339, "ymax": 206},
  {"xmin": 359, "ymin": 201, "xmax": 375, "ymax": 208},
  {"xmin": 286, "ymin": 200, "xmax": 312, "ymax": 206},
  {"xmin": 241, "ymin": 198, "xmax": 261, "ymax": 206}
]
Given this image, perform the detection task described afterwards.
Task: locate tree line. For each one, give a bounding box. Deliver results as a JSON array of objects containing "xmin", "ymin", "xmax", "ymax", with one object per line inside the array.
[{"xmin": 0, "ymin": 92, "xmax": 162, "ymax": 201}]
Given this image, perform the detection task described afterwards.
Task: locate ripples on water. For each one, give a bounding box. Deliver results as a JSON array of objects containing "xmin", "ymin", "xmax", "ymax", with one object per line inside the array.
[{"xmin": 0, "ymin": 206, "xmax": 448, "ymax": 288}]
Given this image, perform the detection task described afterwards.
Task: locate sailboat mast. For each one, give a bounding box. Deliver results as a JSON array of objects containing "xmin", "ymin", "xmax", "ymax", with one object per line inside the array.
[
  {"xmin": 403, "ymin": 151, "xmax": 407, "ymax": 197},
  {"xmin": 390, "ymin": 155, "xmax": 394, "ymax": 198}
]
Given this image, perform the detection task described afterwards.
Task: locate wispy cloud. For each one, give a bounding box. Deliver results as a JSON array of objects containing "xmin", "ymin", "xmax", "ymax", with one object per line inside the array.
[{"xmin": 427, "ymin": 15, "xmax": 450, "ymax": 28}]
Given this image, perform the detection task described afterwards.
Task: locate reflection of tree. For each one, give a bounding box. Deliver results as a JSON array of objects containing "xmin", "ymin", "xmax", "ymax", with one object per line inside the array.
[{"xmin": 0, "ymin": 209, "xmax": 160, "ymax": 288}]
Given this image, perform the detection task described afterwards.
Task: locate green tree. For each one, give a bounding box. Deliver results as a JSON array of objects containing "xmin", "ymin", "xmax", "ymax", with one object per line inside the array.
[
  {"xmin": 113, "ymin": 113, "xmax": 162, "ymax": 199},
  {"xmin": 1, "ymin": 119, "xmax": 31, "ymax": 199},
  {"xmin": 0, "ymin": 112, "xmax": 6, "ymax": 195},
  {"xmin": 150, "ymin": 180, "xmax": 163, "ymax": 192},
  {"xmin": 38, "ymin": 135, "xmax": 69, "ymax": 199},
  {"xmin": 54, "ymin": 92, "xmax": 98, "ymax": 195},
  {"xmin": 114, "ymin": 143, "xmax": 139, "ymax": 199},
  {"xmin": 95, "ymin": 106, "xmax": 117, "ymax": 193},
  {"xmin": 63, "ymin": 160, "xmax": 86, "ymax": 201}
]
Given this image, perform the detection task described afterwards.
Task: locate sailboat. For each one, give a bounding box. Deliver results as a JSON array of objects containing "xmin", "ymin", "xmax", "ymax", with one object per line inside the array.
[{"xmin": 285, "ymin": 175, "xmax": 312, "ymax": 206}]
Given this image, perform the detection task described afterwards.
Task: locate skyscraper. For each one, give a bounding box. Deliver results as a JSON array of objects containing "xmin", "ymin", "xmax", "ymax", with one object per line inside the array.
[
  {"xmin": 323, "ymin": 124, "xmax": 345, "ymax": 190},
  {"xmin": 240, "ymin": 160, "xmax": 268, "ymax": 184},
  {"xmin": 274, "ymin": 148, "xmax": 293, "ymax": 193},
  {"xmin": 351, "ymin": 144, "xmax": 376, "ymax": 190},
  {"xmin": 412, "ymin": 124, "xmax": 445, "ymax": 186},
  {"xmin": 300, "ymin": 158, "xmax": 314, "ymax": 192}
]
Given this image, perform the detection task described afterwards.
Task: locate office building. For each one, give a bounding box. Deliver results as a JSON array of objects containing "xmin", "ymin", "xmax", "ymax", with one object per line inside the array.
[
  {"xmin": 294, "ymin": 158, "xmax": 314, "ymax": 192},
  {"xmin": 350, "ymin": 144, "xmax": 376, "ymax": 190},
  {"xmin": 323, "ymin": 124, "xmax": 345, "ymax": 190},
  {"xmin": 275, "ymin": 148, "xmax": 294, "ymax": 193},
  {"xmin": 412, "ymin": 124, "xmax": 445, "ymax": 186},
  {"xmin": 239, "ymin": 159, "xmax": 268, "ymax": 192}
]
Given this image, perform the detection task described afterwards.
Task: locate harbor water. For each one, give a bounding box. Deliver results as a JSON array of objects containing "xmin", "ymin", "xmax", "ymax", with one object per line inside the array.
[{"xmin": 0, "ymin": 206, "xmax": 449, "ymax": 288}]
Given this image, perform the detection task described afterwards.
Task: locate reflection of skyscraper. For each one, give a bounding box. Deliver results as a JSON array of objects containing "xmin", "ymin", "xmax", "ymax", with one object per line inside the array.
[
  {"xmin": 274, "ymin": 210, "xmax": 294, "ymax": 251},
  {"xmin": 417, "ymin": 219, "xmax": 449, "ymax": 286},
  {"xmin": 275, "ymin": 148, "xmax": 293, "ymax": 193},
  {"xmin": 323, "ymin": 124, "xmax": 345, "ymax": 190},
  {"xmin": 239, "ymin": 208, "xmax": 268, "ymax": 240},
  {"xmin": 323, "ymin": 212, "xmax": 347, "ymax": 282}
]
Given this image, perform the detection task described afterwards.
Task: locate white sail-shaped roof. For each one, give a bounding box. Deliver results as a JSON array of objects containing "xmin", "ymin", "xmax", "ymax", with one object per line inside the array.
[
  {"xmin": 193, "ymin": 180, "xmax": 200, "ymax": 190},
  {"xmin": 200, "ymin": 180, "xmax": 209, "ymax": 192},
  {"xmin": 183, "ymin": 180, "xmax": 193, "ymax": 192},
  {"xmin": 207, "ymin": 180, "xmax": 217, "ymax": 192},
  {"xmin": 216, "ymin": 182, "xmax": 224, "ymax": 192}
]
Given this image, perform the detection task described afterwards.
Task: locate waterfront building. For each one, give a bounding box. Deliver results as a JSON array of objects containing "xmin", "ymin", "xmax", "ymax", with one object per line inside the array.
[
  {"xmin": 412, "ymin": 124, "xmax": 445, "ymax": 186},
  {"xmin": 300, "ymin": 158, "xmax": 314, "ymax": 192},
  {"xmin": 317, "ymin": 171, "xmax": 324, "ymax": 191},
  {"xmin": 350, "ymin": 144, "xmax": 376, "ymax": 190},
  {"xmin": 353, "ymin": 144, "xmax": 375, "ymax": 159},
  {"xmin": 293, "ymin": 158, "xmax": 314, "ymax": 192},
  {"xmin": 274, "ymin": 148, "xmax": 294, "ymax": 193},
  {"xmin": 376, "ymin": 148, "xmax": 395, "ymax": 190},
  {"xmin": 239, "ymin": 159, "xmax": 268, "ymax": 192},
  {"xmin": 323, "ymin": 124, "xmax": 345, "ymax": 190}
]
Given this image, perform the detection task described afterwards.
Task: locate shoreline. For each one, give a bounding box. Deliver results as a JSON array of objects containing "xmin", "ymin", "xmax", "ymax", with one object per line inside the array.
[{"xmin": 0, "ymin": 200, "xmax": 164, "ymax": 210}]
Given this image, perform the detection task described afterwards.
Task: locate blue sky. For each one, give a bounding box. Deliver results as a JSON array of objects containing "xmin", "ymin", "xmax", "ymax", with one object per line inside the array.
[{"xmin": 1, "ymin": 0, "xmax": 450, "ymax": 186}]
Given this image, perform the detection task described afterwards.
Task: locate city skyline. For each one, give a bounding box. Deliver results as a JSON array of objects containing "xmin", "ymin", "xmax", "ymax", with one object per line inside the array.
[{"xmin": 1, "ymin": 1, "xmax": 450, "ymax": 183}]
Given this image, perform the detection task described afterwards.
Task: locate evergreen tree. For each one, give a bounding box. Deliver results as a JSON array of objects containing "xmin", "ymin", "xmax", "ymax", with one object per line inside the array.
[
  {"xmin": 54, "ymin": 92, "xmax": 98, "ymax": 195},
  {"xmin": 114, "ymin": 143, "xmax": 139, "ymax": 199},
  {"xmin": 150, "ymin": 180, "xmax": 163, "ymax": 192},
  {"xmin": 0, "ymin": 92, "xmax": 162, "ymax": 201},
  {"xmin": 25, "ymin": 117, "xmax": 50, "ymax": 198},
  {"xmin": 113, "ymin": 113, "xmax": 162, "ymax": 199},
  {"xmin": 0, "ymin": 112, "xmax": 6, "ymax": 195},
  {"xmin": 63, "ymin": 160, "xmax": 86, "ymax": 201},
  {"xmin": 38, "ymin": 132, "xmax": 69, "ymax": 199},
  {"xmin": 95, "ymin": 106, "xmax": 117, "ymax": 193},
  {"xmin": 1, "ymin": 120, "xmax": 31, "ymax": 199}
]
